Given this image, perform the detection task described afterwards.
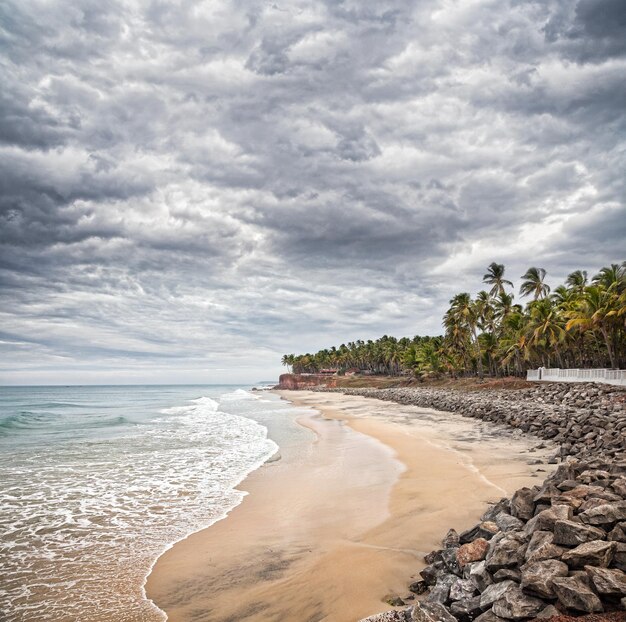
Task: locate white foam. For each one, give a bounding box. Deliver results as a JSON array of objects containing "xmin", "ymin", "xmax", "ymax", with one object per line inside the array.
[{"xmin": 0, "ymin": 390, "xmax": 280, "ymax": 621}]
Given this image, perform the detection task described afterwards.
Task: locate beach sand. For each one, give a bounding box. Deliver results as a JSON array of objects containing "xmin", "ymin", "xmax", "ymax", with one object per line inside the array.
[{"xmin": 145, "ymin": 390, "xmax": 556, "ymax": 622}]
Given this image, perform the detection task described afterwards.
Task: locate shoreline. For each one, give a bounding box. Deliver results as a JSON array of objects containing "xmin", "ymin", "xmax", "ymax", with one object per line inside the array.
[{"xmin": 146, "ymin": 389, "xmax": 555, "ymax": 621}]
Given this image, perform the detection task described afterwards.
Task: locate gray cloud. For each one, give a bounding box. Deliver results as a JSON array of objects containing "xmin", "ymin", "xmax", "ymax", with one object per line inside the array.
[{"xmin": 0, "ymin": 0, "xmax": 624, "ymax": 384}]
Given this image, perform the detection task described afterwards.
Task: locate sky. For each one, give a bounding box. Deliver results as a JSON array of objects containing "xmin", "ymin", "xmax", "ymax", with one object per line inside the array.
[{"xmin": 1, "ymin": 0, "xmax": 625, "ymax": 385}]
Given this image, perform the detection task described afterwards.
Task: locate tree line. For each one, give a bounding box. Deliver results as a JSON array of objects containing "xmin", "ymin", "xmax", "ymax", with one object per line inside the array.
[{"xmin": 281, "ymin": 261, "xmax": 626, "ymax": 378}]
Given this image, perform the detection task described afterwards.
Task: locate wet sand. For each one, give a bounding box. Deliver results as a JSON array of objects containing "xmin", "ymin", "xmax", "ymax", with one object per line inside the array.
[{"xmin": 146, "ymin": 390, "xmax": 556, "ymax": 622}]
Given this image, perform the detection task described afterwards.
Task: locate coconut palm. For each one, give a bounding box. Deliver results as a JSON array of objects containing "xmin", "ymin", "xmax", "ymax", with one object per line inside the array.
[
  {"xmin": 483, "ymin": 262, "xmax": 513, "ymax": 297},
  {"xmin": 520, "ymin": 267, "xmax": 550, "ymax": 300}
]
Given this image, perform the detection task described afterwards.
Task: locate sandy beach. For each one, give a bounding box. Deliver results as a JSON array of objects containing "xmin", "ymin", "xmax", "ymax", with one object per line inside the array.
[{"xmin": 146, "ymin": 390, "xmax": 556, "ymax": 622}]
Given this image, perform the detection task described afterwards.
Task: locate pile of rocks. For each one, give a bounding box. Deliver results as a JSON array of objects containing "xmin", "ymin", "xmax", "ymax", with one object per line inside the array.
[
  {"xmin": 361, "ymin": 460, "xmax": 626, "ymax": 622},
  {"xmin": 316, "ymin": 383, "xmax": 625, "ymax": 461}
]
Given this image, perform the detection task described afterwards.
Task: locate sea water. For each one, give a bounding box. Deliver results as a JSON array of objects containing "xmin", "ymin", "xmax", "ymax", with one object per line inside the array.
[{"xmin": 0, "ymin": 385, "xmax": 306, "ymax": 621}]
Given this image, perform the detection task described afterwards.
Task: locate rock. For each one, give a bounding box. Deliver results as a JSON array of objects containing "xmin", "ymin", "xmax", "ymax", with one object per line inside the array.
[
  {"xmin": 510, "ymin": 488, "xmax": 535, "ymax": 521},
  {"xmin": 442, "ymin": 547, "xmax": 463, "ymax": 576},
  {"xmin": 486, "ymin": 534, "xmax": 528, "ymax": 572},
  {"xmin": 534, "ymin": 605, "xmax": 560, "ymax": 619},
  {"xmin": 524, "ymin": 530, "xmax": 565, "ymax": 564},
  {"xmin": 491, "ymin": 586, "xmax": 545, "ymax": 620},
  {"xmin": 443, "ymin": 529, "xmax": 461, "ymax": 549},
  {"xmin": 384, "ymin": 594, "xmax": 406, "ymax": 607},
  {"xmin": 411, "ymin": 601, "xmax": 457, "ymax": 622},
  {"xmin": 585, "ymin": 565, "xmax": 626, "ymax": 596},
  {"xmin": 551, "ymin": 575, "xmax": 604, "ymax": 613},
  {"xmin": 609, "ymin": 522, "xmax": 626, "ymax": 542},
  {"xmin": 524, "ymin": 505, "xmax": 573, "ymax": 535},
  {"xmin": 473, "ymin": 612, "xmax": 507, "ymax": 622},
  {"xmin": 420, "ymin": 565, "xmax": 441, "ymax": 586},
  {"xmin": 579, "ymin": 501, "xmax": 626, "ymax": 526},
  {"xmin": 457, "ymin": 539, "xmax": 490, "ymax": 567},
  {"xmin": 553, "ymin": 519, "xmax": 607, "ymax": 546},
  {"xmin": 520, "ymin": 559, "xmax": 568, "ymax": 598},
  {"xmin": 426, "ymin": 574, "xmax": 457, "ymax": 605},
  {"xmin": 360, "ymin": 610, "xmax": 411, "ymax": 622},
  {"xmin": 449, "ymin": 578, "xmax": 476, "ymax": 602},
  {"xmin": 468, "ymin": 561, "xmax": 493, "ymax": 592},
  {"xmin": 493, "ymin": 568, "xmax": 521, "ymax": 583},
  {"xmin": 561, "ymin": 540, "xmax": 616, "ymax": 568},
  {"xmin": 495, "ymin": 513, "xmax": 524, "ymax": 533},
  {"xmin": 449, "ymin": 596, "xmax": 482, "ymax": 622},
  {"xmin": 479, "ymin": 580, "xmax": 517, "ymax": 609},
  {"xmin": 614, "ymin": 542, "xmax": 626, "ymax": 571},
  {"xmin": 460, "ymin": 522, "xmax": 499, "ymax": 544},
  {"xmin": 408, "ymin": 581, "xmax": 429, "ymax": 595}
]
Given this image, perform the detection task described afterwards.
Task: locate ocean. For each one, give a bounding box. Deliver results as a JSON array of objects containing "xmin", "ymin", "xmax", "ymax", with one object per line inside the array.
[{"xmin": 0, "ymin": 384, "xmax": 308, "ymax": 622}]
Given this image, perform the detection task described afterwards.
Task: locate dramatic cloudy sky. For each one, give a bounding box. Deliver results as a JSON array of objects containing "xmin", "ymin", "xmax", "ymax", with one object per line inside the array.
[{"xmin": 1, "ymin": 0, "xmax": 625, "ymax": 384}]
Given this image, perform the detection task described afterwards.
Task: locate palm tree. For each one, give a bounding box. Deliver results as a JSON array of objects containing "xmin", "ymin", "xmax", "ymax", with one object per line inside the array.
[
  {"xmin": 520, "ymin": 267, "xmax": 550, "ymax": 300},
  {"xmin": 483, "ymin": 262, "xmax": 513, "ymax": 297},
  {"xmin": 566, "ymin": 270, "xmax": 588, "ymax": 292},
  {"xmin": 444, "ymin": 293, "xmax": 484, "ymax": 379}
]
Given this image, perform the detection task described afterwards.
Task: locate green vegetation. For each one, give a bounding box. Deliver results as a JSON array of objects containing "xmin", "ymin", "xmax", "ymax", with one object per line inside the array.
[{"xmin": 282, "ymin": 261, "xmax": 626, "ymax": 378}]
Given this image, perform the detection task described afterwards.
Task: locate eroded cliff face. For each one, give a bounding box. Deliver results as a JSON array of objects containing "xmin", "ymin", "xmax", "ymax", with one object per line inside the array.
[{"xmin": 277, "ymin": 374, "xmax": 337, "ymax": 390}]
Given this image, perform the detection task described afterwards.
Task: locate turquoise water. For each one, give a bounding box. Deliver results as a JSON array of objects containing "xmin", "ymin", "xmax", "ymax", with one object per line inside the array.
[{"xmin": 0, "ymin": 385, "xmax": 306, "ymax": 621}]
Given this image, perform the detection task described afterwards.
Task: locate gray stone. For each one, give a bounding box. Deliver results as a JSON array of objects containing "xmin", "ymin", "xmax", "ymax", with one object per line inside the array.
[
  {"xmin": 384, "ymin": 594, "xmax": 406, "ymax": 607},
  {"xmin": 443, "ymin": 529, "xmax": 461, "ymax": 549},
  {"xmin": 491, "ymin": 586, "xmax": 545, "ymax": 620},
  {"xmin": 553, "ymin": 519, "xmax": 606, "ymax": 546},
  {"xmin": 426, "ymin": 574, "xmax": 457, "ymax": 605},
  {"xmin": 460, "ymin": 522, "xmax": 499, "ymax": 544},
  {"xmin": 411, "ymin": 601, "xmax": 457, "ymax": 622},
  {"xmin": 585, "ymin": 565, "xmax": 626, "ymax": 596},
  {"xmin": 442, "ymin": 547, "xmax": 463, "ymax": 577},
  {"xmin": 524, "ymin": 530, "xmax": 565, "ymax": 564},
  {"xmin": 495, "ymin": 513, "xmax": 524, "ymax": 533},
  {"xmin": 449, "ymin": 596, "xmax": 482, "ymax": 622},
  {"xmin": 520, "ymin": 559, "xmax": 568, "ymax": 598},
  {"xmin": 486, "ymin": 534, "xmax": 527, "ymax": 572},
  {"xmin": 510, "ymin": 488, "xmax": 535, "ymax": 521},
  {"xmin": 468, "ymin": 561, "xmax": 493, "ymax": 593},
  {"xmin": 524, "ymin": 505, "xmax": 573, "ymax": 535},
  {"xmin": 551, "ymin": 575, "xmax": 604, "ymax": 613},
  {"xmin": 479, "ymin": 580, "xmax": 517, "ymax": 609},
  {"xmin": 409, "ymin": 581, "xmax": 429, "ymax": 595},
  {"xmin": 579, "ymin": 501, "xmax": 626, "ymax": 526},
  {"xmin": 561, "ymin": 540, "xmax": 616, "ymax": 568},
  {"xmin": 449, "ymin": 578, "xmax": 476, "ymax": 602}
]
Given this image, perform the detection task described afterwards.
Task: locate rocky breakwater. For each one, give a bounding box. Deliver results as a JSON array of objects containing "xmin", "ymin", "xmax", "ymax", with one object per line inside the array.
[
  {"xmin": 361, "ymin": 460, "xmax": 626, "ymax": 622},
  {"xmin": 319, "ymin": 382, "xmax": 625, "ymax": 461}
]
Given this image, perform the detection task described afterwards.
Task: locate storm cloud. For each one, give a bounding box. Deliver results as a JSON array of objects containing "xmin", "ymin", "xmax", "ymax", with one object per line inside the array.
[{"xmin": 1, "ymin": 0, "xmax": 624, "ymax": 384}]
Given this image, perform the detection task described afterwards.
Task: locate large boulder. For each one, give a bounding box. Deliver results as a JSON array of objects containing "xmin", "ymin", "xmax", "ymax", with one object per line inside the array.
[
  {"xmin": 510, "ymin": 488, "xmax": 535, "ymax": 521},
  {"xmin": 460, "ymin": 522, "xmax": 499, "ymax": 544},
  {"xmin": 609, "ymin": 522, "xmax": 626, "ymax": 542},
  {"xmin": 561, "ymin": 540, "xmax": 616, "ymax": 568},
  {"xmin": 479, "ymin": 580, "xmax": 517, "ymax": 609},
  {"xmin": 491, "ymin": 586, "xmax": 545, "ymax": 620},
  {"xmin": 524, "ymin": 505, "xmax": 572, "ymax": 535},
  {"xmin": 585, "ymin": 565, "xmax": 626, "ymax": 597},
  {"xmin": 524, "ymin": 530, "xmax": 565, "ymax": 564},
  {"xmin": 468, "ymin": 561, "xmax": 493, "ymax": 592},
  {"xmin": 457, "ymin": 539, "xmax": 490, "ymax": 567},
  {"xmin": 426, "ymin": 574, "xmax": 457, "ymax": 605},
  {"xmin": 486, "ymin": 534, "xmax": 528, "ymax": 572},
  {"xmin": 551, "ymin": 575, "xmax": 604, "ymax": 613},
  {"xmin": 579, "ymin": 501, "xmax": 626, "ymax": 526},
  {"xmin": 449, "ymin": 596, "xmax": 483, "ymax": 622},
  {"xmin": 520, "ymin": 559, "xmax": 568, "ymax": 598},
  {"xmin": 449, "ymin": 578, "xmax": 476, "ymax": 602},
  {"xmin": 553, "ymin": 519, "xmax": 607, "ymax": 546}
]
